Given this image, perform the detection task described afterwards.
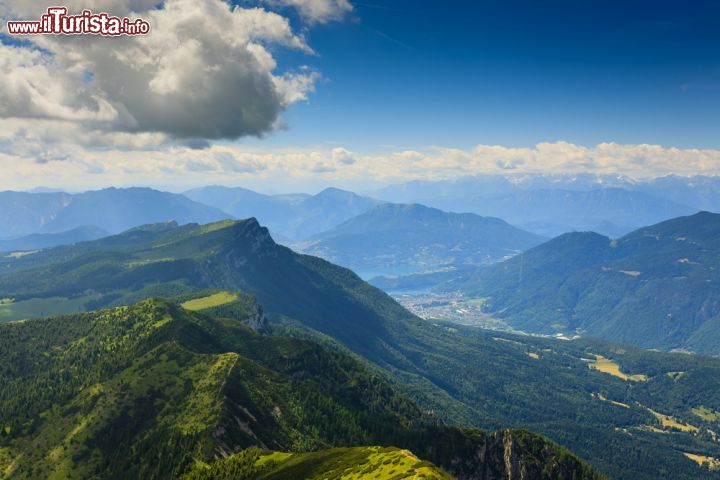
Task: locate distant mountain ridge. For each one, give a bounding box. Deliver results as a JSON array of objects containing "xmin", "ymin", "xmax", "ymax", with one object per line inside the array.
[
  {"xmin": 0, "ymin": 187, "xmax": 228, "ymax": 238},
  {"xmin": 4, "ymin": 175, "xmax": 715, "ymax": 244},
  {"xmin": 0, "ymin": 226, "xmax": 109, "ymax": 252},
  {"xmin": 184, "ymin": 185, "xmax": 380, "ymax": 240},
  {"xmin": 371, "ymin": 174, "xmax": 714, "ymax": 237},
  {"xmin": 480, "ymin": 187, "xmax": 695, "ymax": 237},
  {"xmin": 454, "ymin": 211, "xmax": 720, "ymax": 355},
  {"xmin": 300, "ymin": 203, "xmax": 544, "ymax": 277}
]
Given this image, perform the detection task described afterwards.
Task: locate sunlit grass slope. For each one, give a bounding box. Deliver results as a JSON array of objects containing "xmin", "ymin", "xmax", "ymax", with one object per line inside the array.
[{"xmin": 184, "ymin": 446, "xmax": 453, "ymax": 480}]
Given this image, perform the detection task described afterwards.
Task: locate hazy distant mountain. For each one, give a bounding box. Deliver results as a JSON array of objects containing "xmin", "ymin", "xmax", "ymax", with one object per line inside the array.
[
  {"xmin": 590, "ymin": 220, "xmax": 637, "ymax": 238},
  {"xmin": 371, "ymin": 173, "xmax": 638, "ymax": 202},
  {"xmin": 475, "ymin": 188, "xmax": 696, "ymax": 237},
  {"xmin": 0, "ymin": 226, "xmax": 109, "ymax": 252},
  {"xmin": 454, "ymin": 211, "xmax": 720, "ymax": 355},
  {"xmin": 25, "ymin": 187, "xmax": 67, "ymax": 194},
  {"xmin": 0, "ymin": 191, "xmax": 71, "ymax": 238},
  {"xmin": 372, "ymin": 175, "xmax": 703, "ymax": 237},
  {"xmin": 0, "ymin": 188, "xmax": 227, "ymax": 238},
  {"xmin": 184, "ymin": 186, "xmax": 380, "ymax": 240},
  {"xmin": 637, "ymin": 175, "xmax": 720, "ymax": 211},
  {"xmin": 184, "ymin": 185, "xmax": 297, "ymax": 220},
  {"xmin": 300, "ymin": 203, "xmax": 544, "ymax": 277}
]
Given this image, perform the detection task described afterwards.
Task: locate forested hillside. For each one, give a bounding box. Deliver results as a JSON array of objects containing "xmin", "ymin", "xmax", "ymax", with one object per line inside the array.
[
  {"xmin": 454, "ymin": 211, "xmax": 720, "ymax": 354},
  {"xmin": 0, "ymin": 298, "xmax": 601, "ymax": 480},
  {"xmin": 0, "ymin": 219, "xmax": 717, "ymax": 479}
]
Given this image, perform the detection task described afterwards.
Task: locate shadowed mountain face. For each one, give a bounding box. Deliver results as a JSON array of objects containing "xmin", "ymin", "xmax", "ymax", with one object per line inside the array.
[
  {"xmin": 184, "ymin": 186, "xmax": 380, "ymax": 241},
  {"xmin": 0, "ymin": 226, "xmax": 109, "ymax": 253},
  {"xmin": 372, "ymin": 175, "xmax": 706, "ymax": 237},
  {"xmin": 0, "ymin": 191, "xmax": 72, "ymax": 238},
  {"xmin": 0, "ymin": 219, "xmax": 719, "ymax": 479},
  {"xmin": 0, "ymin": 188, "xmax": 228, "ymax": 238},
  {"xmin": 0, "ymin": 298, "xmax": 602, "ymax": 480},
  {"xmin": 299, "ymin": 203, "xmax": 545, "ymax": 278},
  {"xmin": 455, "ymin": 211, "xmax": 720, "ymax": 354}
]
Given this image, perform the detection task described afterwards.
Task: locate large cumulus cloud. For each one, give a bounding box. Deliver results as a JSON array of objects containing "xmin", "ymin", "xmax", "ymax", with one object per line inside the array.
[{"xmin": 0, "ymin": 0, "xmax": 328, "ymax": 140}]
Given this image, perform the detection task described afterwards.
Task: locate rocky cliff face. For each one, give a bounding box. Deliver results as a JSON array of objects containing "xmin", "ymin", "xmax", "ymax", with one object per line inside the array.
[
  {"xmin": 242, "ymin": 305, "xmax": 269, "ymax": 334},
  {"xmin": 448, "ymin": 429, "xmax": 603, "ymax": 480}
]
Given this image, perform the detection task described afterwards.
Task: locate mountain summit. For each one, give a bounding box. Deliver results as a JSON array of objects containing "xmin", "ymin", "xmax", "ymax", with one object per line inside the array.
[
  {"xmin": 301, "ymin": 203, "xmax": 544, "ymax": 277},
  {"xmin": 184, "ymin": 186, "xmax": 380, "ymax": 241}
]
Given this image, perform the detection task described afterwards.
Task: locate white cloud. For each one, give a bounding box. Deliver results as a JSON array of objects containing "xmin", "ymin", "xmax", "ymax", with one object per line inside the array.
[
  {"xmin": 0, "ymin": 0, "xmax": 318, "ymax": 140},
  {"xmin": 0, "ymin": 46, "xmax": 116, "ymax": 123},
  {"xmin": 0, "ymin": 3, "xmax": 716, "ymax": 193},
  {"xmin": 331, "ymin": 147, "xmax": 356, "ymax": 165},
  {"xmin": 1, "ymin": 140, "xmax": 720, "ymax": 192}
]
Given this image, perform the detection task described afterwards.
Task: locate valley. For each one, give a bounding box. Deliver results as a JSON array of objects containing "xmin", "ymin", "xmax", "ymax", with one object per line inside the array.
[
  {"xmin": 392, "ymin": 292, "xmax": 520, "ymax": 332},
  {"xmin": 0, "ymin": 218, "xmax": 718, "ymax": 479}
]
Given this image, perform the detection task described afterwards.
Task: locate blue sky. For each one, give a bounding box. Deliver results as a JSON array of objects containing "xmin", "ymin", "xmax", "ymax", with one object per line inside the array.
[
  {"xmin": 248, "ymin": 0, "xmax": 720, "ymax": 151},
  {"xmin": 1, "ymin": 0, "xmax": 719, "ymax": 191}
]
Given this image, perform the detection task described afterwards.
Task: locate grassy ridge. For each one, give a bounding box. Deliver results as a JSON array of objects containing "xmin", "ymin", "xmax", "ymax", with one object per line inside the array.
[
  {"xmin": 183, "ymin": 446, "xmax": 453, "ymax": 480},
  {"xmin": 181, "ymin": 292, "xmax": 239, "ymax": 311}
]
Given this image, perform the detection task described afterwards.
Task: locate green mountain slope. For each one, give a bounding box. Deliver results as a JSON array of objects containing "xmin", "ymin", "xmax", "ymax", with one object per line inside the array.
[
  {"xmin": 300, "ymin": 203, "xmax": 544, "ymax": 277},
  {"xmin": 183, "ymin": 446, "xmax": 454, "ymax": 480},
  {"xmin": 0, "ymin": 219, "xmax": 718, "ymax": 479},
  {"xmin": 185, "ymin": 434, "xmax": 602, "ymax": 480},
  {"xmin": 0, "ymin": 299, "xmax": 600, "ymax": 480},
  {"xmin": 453, "ymin": 211, "xmax": 720, "ymax": 354}
]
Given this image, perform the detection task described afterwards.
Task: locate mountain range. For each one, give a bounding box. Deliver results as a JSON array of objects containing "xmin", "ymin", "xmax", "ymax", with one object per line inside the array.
[
  {"xmin": 4, "ymin": 174, "xmax": 718, "ymax": 250},
  {"xmin": 453, "ymin": 211, "xmax": 720, "ymax": 355},
  {"xmin": 184, "ymin": 186, "xmax": 380, "ymax": 241},
  {"xmin": 300, "ymin": 203, "xmax": 544, "ymax": 278},
  {"xmin": 0, "ymin": 226, "xmax": 109, "ymax": 253},
  {"xmin": 371, "ymin": 174, "xmax": 714, "ymax": 237},
  {"xmin": 0, "ymin": 218, "xmax": 718, "ymax": 479},
  {"xmin": 0, "ymin": 188, "xmax": 227, "ymax": 239}
]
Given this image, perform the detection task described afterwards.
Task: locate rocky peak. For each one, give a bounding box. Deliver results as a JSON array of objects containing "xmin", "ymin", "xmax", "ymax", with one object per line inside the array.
[
  {"xmin": 450, "ymin": 429, "xmax": 602, "ymax": 480},
  {"xmin": 228, "ymin": 218, "xmax": 276, "ymax": 253}
]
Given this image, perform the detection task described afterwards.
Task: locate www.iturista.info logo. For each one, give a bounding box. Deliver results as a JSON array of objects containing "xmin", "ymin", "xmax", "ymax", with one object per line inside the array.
[{"xmin": 6, "ymin": 7, "xmax": 150, "ymax": 36}]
